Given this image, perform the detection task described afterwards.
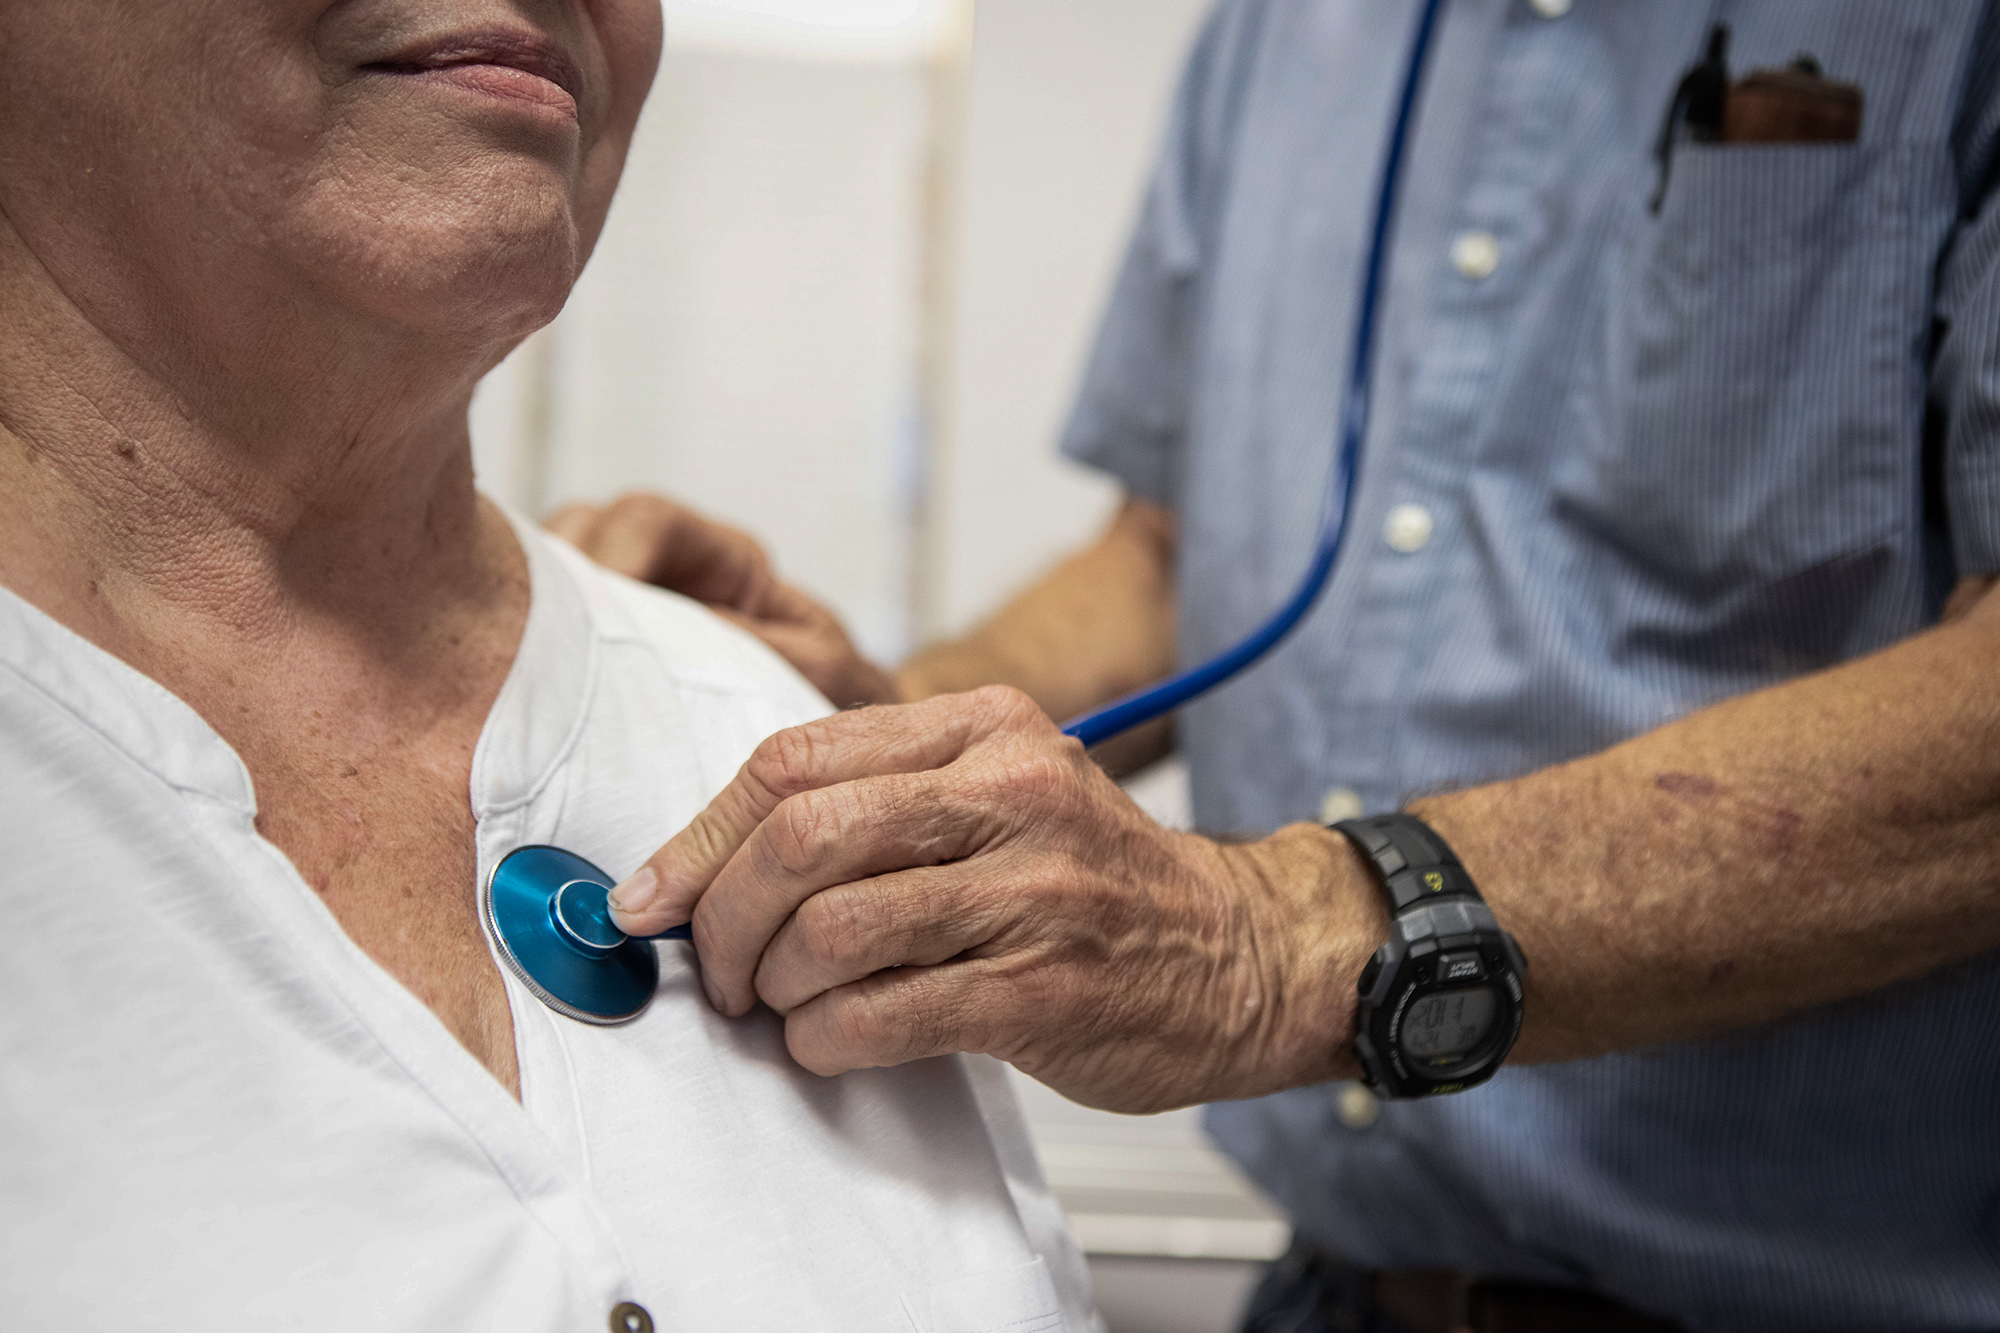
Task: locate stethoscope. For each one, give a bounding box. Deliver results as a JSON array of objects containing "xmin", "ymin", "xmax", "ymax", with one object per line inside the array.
[{"xmin": 485, "ymin": 0, "xmax": 1450, "ymax": 1024}]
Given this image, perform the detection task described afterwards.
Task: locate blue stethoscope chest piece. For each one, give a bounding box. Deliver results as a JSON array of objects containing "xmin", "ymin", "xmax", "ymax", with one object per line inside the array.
[{"xmin": 483, "ymin": 845, "xmax": 690, "ymax": 1025}]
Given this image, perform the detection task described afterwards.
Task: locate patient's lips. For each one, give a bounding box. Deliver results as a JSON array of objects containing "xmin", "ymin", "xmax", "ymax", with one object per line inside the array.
[
  {"xmin": 368, "ymin": 29, "xmax": 581, "ymax": 121},
  {"xmin": 412, "ymin": 61, "xmax": 577, "ymax": 117}
]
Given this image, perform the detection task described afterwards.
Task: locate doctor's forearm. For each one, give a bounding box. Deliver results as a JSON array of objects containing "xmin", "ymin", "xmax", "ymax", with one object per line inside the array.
[
  {"xmin": 896, "ymin": 498, "xmax": 1178, "ymax": 767},
  {"xmin": 1406, "ymin": 576, "xmax": 2000, "ymax": 1065}
]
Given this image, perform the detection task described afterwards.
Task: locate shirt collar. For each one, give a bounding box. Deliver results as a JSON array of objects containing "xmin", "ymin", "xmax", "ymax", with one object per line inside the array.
[
  {"xmin": 470, "ymin": 509, "xmax": 597, "ymax": 817},
  {"xmin": 0, "ymin": 504, "xmax": 597, "ymax": 820},
  {"xmin": 0, "ymin": 584, "xmax": 256, "ymax": 812}
]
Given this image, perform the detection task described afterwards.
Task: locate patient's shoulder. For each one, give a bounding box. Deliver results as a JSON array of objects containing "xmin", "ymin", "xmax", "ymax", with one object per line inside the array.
[{"xmin": 538, "ymin": 528, "xmax": 831, "ymax": 720}]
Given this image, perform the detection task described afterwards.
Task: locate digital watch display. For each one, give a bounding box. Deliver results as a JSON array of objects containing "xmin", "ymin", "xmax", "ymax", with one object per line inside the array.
[{"xmin": 1332, "ymin": 814, "xmax": 1526, "ymax": 1098}]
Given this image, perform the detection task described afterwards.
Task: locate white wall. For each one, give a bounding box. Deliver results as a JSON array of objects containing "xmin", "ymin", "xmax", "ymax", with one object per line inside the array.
[
  {"xmin": 474, "ymin": 0, "xmax": 1214, "ymax": 658},
  {"xmin": 928, "ymin": 0, "xmax": 1212, "ymax": 637},
  {"xmin": 557, "ymin": 52, "xmax": 930, "ymax": 664},
  {"xmin": 474, "ymin": 44, "xmax": 932, "ymax": 664}
]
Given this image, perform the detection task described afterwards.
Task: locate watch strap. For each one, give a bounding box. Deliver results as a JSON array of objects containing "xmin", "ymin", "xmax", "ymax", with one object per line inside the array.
[{"xmin": 1331, "ymin": 814, "xmax": 1482, "ymax": 912}]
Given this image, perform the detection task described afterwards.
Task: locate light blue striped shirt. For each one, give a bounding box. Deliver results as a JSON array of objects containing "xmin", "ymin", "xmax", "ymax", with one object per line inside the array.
[{"xmin": 1060, "ymin": 2, "xmax": 2000, "ymax": 1328}]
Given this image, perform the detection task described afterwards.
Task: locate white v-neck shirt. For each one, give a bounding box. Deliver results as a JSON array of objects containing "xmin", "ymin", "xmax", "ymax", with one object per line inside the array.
[{"xmin": 0, "ymin": 516, "xmax": 1096, "ymax": 1333}]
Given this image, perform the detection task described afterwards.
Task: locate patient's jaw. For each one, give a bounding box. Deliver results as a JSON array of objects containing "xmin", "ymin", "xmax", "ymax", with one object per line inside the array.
[{"xmin": 0, "ymin": 0, "xmax": 661, "ymax": 404}]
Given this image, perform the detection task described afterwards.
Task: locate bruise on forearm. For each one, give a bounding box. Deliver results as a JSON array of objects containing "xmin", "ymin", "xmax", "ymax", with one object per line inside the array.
[{"xmin": 1413, "ymin": 577, "xmax": 2000, "ymax": 1064}]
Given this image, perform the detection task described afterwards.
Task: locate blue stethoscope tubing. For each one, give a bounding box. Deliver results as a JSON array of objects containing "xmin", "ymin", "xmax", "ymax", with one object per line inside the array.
[
  {"xmin": 1061, "ymin": 0, "xmax": 1447, "ymax": 750},
  {"xmin": 486, "ymin": 0, "xmax": 1448, "ymax": 1024}
]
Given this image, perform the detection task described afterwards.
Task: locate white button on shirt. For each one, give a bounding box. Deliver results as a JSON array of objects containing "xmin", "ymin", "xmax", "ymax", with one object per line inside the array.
[
  {"xmin": 1528, "ymin": 0, "xmax": 1573, "ymax": 18},
  {"xmin": 1450, "ymin": 230, "xmax": 1501, "ymax": 280},
  {"xmin": 1318, "ymin": 786, "xmax": 1365, "ymax": 825},
  {"xmin": 0, "ymin": 516, "xmax": 1090, "ymax": 1333},
  {"xmin": 1336, "ymin": 1083, "xmax": 1380, "ymax": 1130},
  {"xmin": 1383, "ymin": 503, "xmax": 1435, "ymax": 553}
]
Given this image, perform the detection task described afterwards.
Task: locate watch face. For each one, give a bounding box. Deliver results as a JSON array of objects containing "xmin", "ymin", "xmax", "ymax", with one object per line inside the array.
[{"xmin": 1398, "ymin": 986, "xmax": 1498, "ymax": 1065}]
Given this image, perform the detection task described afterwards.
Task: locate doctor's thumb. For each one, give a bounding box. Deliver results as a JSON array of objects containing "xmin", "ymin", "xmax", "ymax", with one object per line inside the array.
[{"xmin": 607, "ymin": 866, "xmax": 679, "ymax": 936}]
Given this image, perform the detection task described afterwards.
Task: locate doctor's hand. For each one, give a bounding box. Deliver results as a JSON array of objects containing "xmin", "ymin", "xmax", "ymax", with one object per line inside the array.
[
  {"xmin": 548, "ymin": 493, "xmax": 902, "ymax": 707},
  {"xmin": 607, "ymin": 687, "xmax": 1382, "ymax": 1112}
]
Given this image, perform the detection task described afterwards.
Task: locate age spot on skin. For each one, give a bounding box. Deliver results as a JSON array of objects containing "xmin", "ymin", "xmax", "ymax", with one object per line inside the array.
[
  {"xmin": 1754, "ymin": 806, "xmax": 1804, "ymax": 855},
  {"xmin": 1654, "ymin": 772, "xmax": 1722, "ymax": 799}
]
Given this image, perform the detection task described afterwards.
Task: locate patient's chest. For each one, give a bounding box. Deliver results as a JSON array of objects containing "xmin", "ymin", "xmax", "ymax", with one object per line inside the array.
[{"xmin": 245, "ymin": 732, "xmax": 519, "ymax": 1097}]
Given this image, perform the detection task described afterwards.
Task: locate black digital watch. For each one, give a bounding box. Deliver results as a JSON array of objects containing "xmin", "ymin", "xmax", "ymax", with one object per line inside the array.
[{"xmin": 1332, "ymin": 814, "xmax": 1526, "ymax": 1099}]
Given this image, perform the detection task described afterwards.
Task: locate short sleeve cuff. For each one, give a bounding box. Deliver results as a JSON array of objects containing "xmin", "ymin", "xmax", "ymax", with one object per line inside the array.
[
  {"xmin": 1059, "ymin": 404, "xmax": 1178, "ymax": 510},
  {"xmin": 1947, "ymin": 437, "xmax": 2000, "ymax": 574}
]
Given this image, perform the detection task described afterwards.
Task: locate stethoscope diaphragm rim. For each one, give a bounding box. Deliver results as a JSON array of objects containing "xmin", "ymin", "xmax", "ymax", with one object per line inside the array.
[{"xmin": 482, "ymin": 844, "xmax": 662, "ymax": 1025}]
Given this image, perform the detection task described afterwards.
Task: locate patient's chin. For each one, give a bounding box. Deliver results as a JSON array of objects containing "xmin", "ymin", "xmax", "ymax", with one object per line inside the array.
[{"xmin": 293, "ymin": 165, "xmax": 584, "ymax": 348}]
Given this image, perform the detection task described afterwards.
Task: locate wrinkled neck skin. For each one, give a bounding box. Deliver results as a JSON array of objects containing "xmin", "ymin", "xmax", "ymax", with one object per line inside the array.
[{"xmin": 0, "ymin": 208, "xmax": 524, "ymax": 692}]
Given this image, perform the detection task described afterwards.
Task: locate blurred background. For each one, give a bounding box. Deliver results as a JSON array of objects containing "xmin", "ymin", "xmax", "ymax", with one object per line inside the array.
[{"xmin": 469, "ymin": 3, "xmax": 1290, "ymax": 1329}]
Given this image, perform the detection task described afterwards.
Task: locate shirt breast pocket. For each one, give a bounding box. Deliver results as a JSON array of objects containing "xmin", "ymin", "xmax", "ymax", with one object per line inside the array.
[
  {"xmin": 900, "ymin": 1257, "xmax": 1068, "ymax": 1333},
  {"xmin": 1558, "ymin": 141, "xmax": 1914, "ymax": 603}
]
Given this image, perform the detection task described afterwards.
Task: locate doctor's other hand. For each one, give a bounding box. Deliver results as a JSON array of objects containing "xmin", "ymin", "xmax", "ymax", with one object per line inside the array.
[
  {"xmin": 607, "ymin": 686, "xmax": 1383, "ymax": 1113},
  {"xmin": 547, "ymin": 493, "xmax": 902, "ymax": 707}
]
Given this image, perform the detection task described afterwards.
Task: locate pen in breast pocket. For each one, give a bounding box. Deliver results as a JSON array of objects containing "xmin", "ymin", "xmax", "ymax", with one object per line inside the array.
[{"xmin": 1650, "ymin": 24, "xmax": 1864, "ymax": 213}]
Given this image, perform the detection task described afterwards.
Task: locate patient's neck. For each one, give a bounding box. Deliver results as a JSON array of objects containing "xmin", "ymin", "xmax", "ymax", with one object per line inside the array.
[{"xmin": 0, "ymin": 228, "xmax": 522, "ymax": 679}]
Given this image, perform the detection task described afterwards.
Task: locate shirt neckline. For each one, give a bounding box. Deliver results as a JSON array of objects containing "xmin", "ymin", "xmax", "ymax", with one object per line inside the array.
[
  {"xmin": 0, "ymin": 503, "xmax": 595, "ymax": 820},
  {"xmin": 0, "ymin": 582, "xmax": 255, "ymax": 811},
  {"xmin": 473, "ymin": 510, "xmax": 598, "ymax": 818}
]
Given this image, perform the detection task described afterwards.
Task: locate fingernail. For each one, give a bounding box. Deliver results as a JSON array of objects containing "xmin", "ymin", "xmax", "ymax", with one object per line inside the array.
[{"xmin": 608, "ymin": 866, "xmax": 659, "ymax": 917}]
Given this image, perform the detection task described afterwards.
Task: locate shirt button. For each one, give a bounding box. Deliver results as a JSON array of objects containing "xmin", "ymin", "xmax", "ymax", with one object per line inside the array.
[
  {"xmin": 1383, "ymin": 503, "xmax": 1434, "ymax": 554},
  {"xmin": 1450, "ymin": 230, "xmax": 1501, "ymax": 280},
  {"xmin": 1337, "ymin": 1082, "xmax": 1380, "ymax": 1129},
  {"xmin": 610, "ymin": 1302, "xmax": 654, "ymax": 1333},
  {"xmin": 1528, "ymin": 0, "xmax": 1573, "ymax": 17},
  {"xmin": 1319, "ymin": 786, "xmax": 1365, "ymax": 825}
]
